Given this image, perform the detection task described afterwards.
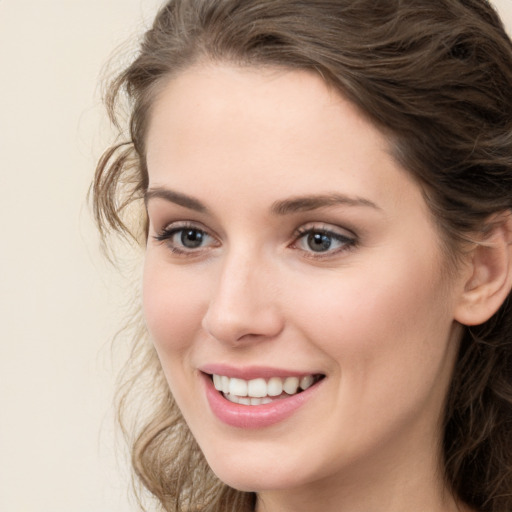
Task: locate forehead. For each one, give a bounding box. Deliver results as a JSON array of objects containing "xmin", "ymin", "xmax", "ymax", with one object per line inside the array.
[
  {"xmin": 147, "ymin": 64, "xmax": 375, "ymax": 149},
  {"xmin": 145, "ymin": 64, "xmax": 418, "ymax": 211}
]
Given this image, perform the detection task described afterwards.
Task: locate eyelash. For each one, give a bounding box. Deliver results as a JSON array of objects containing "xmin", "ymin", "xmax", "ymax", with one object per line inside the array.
[
  {"xmin": 291, "ymin": 225, "xmax": 357, "ymax": 258},
  {"xmin": 153, "ymin": 222, "xmax": 218, "ymax": 255},
  {"xmin": 153, "ymin": 222, "xmax": 357, "ymax": 258}
]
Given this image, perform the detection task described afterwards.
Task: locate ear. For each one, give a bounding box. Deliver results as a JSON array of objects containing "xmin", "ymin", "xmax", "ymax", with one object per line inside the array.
[{"xmin": 455, "ymin": 211, "xmax": 512, "ymax": 326}]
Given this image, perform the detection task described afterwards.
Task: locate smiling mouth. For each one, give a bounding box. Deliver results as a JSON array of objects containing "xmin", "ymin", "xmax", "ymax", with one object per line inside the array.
[{"xmin": 208, "ymin": 373, "xmax": 325, "ymax": 406}]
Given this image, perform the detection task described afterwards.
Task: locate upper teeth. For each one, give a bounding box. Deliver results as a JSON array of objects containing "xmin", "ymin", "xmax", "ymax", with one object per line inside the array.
[{"xmin": 212, "ymin": 374, "xmax": 316, "ymax": 398}]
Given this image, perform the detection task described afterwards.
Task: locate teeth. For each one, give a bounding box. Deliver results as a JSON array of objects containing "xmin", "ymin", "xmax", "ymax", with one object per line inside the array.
[
  {"xmin": 225, "ymin": 393, "xmax": 275, "ymax": 406},
  {"xmin": 213, "ymin": 374, "xmax": 222, "ymax": 390},
  {"xmin": 300, "ymin": 375, "xmax": 314, "ymax": 390},
  {"xmin": 212, "ymin": 374, "xmax": 320, "ymax": 401},
  {"xmin": 283, "ymin": 376, "xmax": 299, "ymax": 395},
  {"xmin": 248, "ymin": 378, "xmax": 267, "ymax": 397},
  {"xmin": 221, "ymin": 376, "xmax": 230, "ymax": 394},
  {"xmin": 229, "ymin": 378, "xmax": 248, "ymax": 397},
  {"xmin": 267, "ymin": 377, "xmax": 283, "ymax": 396}
]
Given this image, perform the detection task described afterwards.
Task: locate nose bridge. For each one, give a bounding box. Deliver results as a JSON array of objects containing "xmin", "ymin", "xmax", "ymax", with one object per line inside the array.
[{"xmin": 201, "ymin": 243, "xmax": 283, "ymax": 344}]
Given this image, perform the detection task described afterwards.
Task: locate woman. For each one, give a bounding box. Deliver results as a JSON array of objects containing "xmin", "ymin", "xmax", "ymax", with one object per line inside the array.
[{"xmin": 93, "ymin": 1, "xmax": 512, "ymax": 511}]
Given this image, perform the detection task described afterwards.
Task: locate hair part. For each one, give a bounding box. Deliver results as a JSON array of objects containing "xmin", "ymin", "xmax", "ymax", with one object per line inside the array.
[{"xmin": 93, "ymin": 1, "xmax": 512, "ymax": 510}]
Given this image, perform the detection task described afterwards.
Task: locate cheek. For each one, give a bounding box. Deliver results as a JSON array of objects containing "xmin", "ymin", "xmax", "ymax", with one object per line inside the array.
[
  {"xmin": 142, "ymin": 256, "xmax": 206, "ymax": 355},
  {"xmin": 286, "ymin": 247, "xmax": 456, "ymax": 385},
  {"xmin": 280, "ymin": 254, "xmax": 460, "ymax": 453}
]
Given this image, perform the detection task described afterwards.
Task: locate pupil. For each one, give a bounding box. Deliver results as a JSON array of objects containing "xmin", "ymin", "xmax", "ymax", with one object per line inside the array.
[
  {"xmin": 181, "ymin": 229, "xmax": 203, "ymax": 248},
  {"xmin": 307, "ymin": 232, "xmax": 331, "ymax": 252}
]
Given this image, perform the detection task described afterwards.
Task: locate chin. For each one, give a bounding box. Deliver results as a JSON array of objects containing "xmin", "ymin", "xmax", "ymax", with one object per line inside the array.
[
  {"xmin": 200, "ymin": 444, "xmax": 321, "ymax": 493},
  {"xmin": 211, "ymin": 466, "xmax": 301, "ymax": 493}
]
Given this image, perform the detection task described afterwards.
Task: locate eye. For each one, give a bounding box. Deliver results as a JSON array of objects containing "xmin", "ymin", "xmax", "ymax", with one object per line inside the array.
[
  {"xmin": 293, "ymin": 226, "xmax": 356, "ymax": 256},
  {"xmin": 178, "ymin": 228, "xmax": 206, "ymax": 249},
  {"xmin": 153, "ymin": 223, "xmax": 218, "ymax": 254}
]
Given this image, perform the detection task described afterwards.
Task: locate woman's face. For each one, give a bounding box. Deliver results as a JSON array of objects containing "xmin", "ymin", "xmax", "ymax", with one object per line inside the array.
[{"xmin": 143, "ymin": 65, "xmax": 467, "ymax": 497}]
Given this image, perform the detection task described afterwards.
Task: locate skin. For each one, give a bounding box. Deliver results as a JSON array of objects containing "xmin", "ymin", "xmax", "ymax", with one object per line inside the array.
[{"xmin": 143, "ymin": 64, "xmax": 475, "ymax": 512}]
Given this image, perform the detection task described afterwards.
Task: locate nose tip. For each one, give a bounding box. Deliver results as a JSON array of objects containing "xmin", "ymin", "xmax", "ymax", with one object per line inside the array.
[
  {"xmin": 201, "ymin": 262, "xmax": 284, "ymax": 345},
  {"xmin": 202, "ymin": 305, "xmax": 283, "ymax": 345}
]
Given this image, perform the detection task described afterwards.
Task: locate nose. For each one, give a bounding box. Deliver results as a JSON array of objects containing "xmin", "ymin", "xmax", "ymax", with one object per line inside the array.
[{"xmin": 201, "ymin": 251, "xmax": 284, "ymax": 345}]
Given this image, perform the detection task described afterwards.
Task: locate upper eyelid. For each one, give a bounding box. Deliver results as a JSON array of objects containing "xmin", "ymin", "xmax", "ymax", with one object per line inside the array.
[
  {"xmin": 152, "ymin": 220, "xmax": 358, "ymax": 248},
  {"xmin": 294, "ymin": 222, "xmax": 357, "ymax": 238},
  {"xmin": 291, "ymin": 228, "xmax": 358, "ymax": 260},
  {"xmin": 154, "ymin": 219, "xmax": 213, "ymax": 235},
  {"xmin": 155, "ymin": 220, "xmax": 355, "ymax": 235},
  {"xmin": 152, "ymin": 221, "xmax": 210, "ymax": 241},
  {"xmin": 293, "ymin": 227, "xmax": 356, "ymax": 246},
  {"xmin": 153, "ymin": 224, "xmax": 219, "ymax": 254}
]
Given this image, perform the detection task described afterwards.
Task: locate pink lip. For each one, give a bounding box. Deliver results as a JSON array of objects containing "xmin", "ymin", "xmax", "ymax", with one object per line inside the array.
[
  {"xmin": 199, "ymin": 363, "xmax": 319, "ymax": 380},
  {"xmin": 200, "ymin": 371, "xmax": 324, "ymax": 429}
]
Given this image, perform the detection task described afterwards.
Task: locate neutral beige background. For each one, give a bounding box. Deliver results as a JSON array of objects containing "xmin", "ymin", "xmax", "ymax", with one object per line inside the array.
[{"xmin": 0, "ymin": 1, "xmax": 511, "ymax": 511}]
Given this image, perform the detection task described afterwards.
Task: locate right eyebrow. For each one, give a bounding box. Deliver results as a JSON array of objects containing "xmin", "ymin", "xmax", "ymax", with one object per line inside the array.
[
  {"xmin": 270, "ymin": 193, "xmax": 380, "ymax": 215},
  {"xmin": 144, "ymin": 187, "xmax": 209, "ymax": 213}
]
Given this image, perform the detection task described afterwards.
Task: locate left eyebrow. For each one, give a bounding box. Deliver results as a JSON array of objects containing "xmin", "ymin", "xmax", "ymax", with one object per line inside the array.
[{"xmin": 270, "ymin": 193, "xmax": 381, "ymax": 215}]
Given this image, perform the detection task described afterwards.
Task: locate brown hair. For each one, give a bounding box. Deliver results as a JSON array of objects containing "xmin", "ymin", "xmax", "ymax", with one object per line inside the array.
[{"xmin": 93, "ymin": 1, "xmax": 512, "ymax": 511}]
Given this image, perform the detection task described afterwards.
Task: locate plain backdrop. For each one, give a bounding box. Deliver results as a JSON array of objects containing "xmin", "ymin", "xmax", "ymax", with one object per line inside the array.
[{"xmin": 0, "ymin": 1, "xmax": 511, "ymax": 511}]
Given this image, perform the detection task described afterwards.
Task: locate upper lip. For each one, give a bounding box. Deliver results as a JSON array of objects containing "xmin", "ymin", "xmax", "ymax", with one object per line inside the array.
[{"xmin": 199, "ymin": 364, "xmax": 324, "ymax": 380}]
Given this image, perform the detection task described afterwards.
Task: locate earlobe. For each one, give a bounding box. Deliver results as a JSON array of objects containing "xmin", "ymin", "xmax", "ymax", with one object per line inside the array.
[{"xmin": 454, "ymin": 211, "xmax": 512, "ymax": 326}]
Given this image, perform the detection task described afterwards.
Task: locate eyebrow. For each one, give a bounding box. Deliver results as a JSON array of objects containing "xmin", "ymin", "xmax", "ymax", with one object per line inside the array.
[
  {"xmin": 145, "ymin": 187, "xmax": 209, "ymax": 213},
  {"xmin": 145, "ymin": 187, "xmax": 379, "ymax": 215},
  {"xmin": 270, "ymin": 193, "xmax": 380, "ymax": 215}
]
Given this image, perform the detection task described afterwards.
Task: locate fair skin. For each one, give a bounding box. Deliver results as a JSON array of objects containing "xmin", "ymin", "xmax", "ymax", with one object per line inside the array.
[{"xmin": 143, "ymin": 64, "xmax": 481, "ymax": 512}]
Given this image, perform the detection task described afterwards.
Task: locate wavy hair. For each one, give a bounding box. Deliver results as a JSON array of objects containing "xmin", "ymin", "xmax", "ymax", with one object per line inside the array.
[{"xmin": 93, "ymin": 1, "xmax": 512, "ymax": 510}]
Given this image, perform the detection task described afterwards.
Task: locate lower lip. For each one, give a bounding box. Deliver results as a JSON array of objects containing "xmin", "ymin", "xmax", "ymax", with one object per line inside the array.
[{"xmin": 201, "ymin": 373, "xmax": 322, "ymax": 429}]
